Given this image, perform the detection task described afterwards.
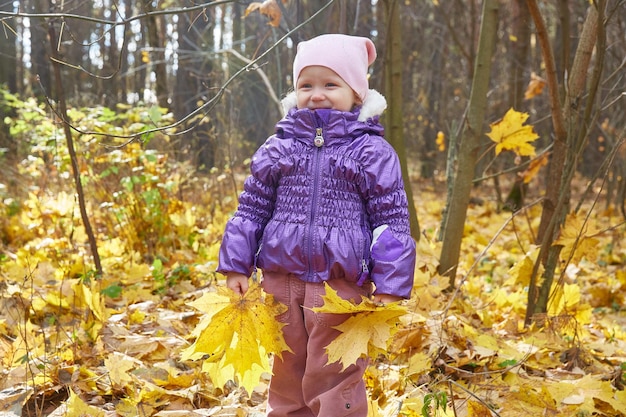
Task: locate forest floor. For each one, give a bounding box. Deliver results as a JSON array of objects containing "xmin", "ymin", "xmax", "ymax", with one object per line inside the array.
[{"xmin": 1, "ymin": 171, "xmax": 625, "ymax": 417}]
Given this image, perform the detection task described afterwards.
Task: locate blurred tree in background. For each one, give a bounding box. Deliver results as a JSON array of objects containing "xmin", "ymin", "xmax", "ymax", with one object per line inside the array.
[{"xmin": 0, "ymin": 0, "xmax": 624, "ymax": 302}]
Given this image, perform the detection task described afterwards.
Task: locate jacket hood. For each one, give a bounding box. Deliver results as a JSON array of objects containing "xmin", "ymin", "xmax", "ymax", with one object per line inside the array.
[{"xmin": 280, "ymin": 89, "xmax": 387, "ymax": 122}]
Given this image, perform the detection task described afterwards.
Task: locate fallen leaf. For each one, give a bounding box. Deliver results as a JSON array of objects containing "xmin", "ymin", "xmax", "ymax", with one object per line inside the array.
[
  {"xmin": 554, "ymin": 212, "xmax": 601, "ymax": 264},
  {"xmin": 105, "ymin": 352, "xmax": 137, "ymax": 387},
  {"xmin": 65, "ymin": 389, "xmax": 106, "ymax": 417}
]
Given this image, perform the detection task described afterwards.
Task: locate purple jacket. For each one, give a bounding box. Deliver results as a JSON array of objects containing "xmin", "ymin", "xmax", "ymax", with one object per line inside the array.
[{"xmin": 217, "ymin": 90, "xmax": 416, "ymax": 298}]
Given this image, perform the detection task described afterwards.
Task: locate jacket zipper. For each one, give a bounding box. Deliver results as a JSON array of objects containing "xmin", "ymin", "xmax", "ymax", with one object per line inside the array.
[
  {"xmin": 306, "ymin": 123, "xmax": 324, "ymax": 280},
  {"xmin": 357, "ymin": 211, "xmax": 371, "ymax": 286}
]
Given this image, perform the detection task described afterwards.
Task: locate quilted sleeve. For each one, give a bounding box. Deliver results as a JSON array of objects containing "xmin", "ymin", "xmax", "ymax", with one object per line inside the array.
[
  {"xmin": 216, "ymin": 140, "xmax": 278, "ymax": 276},
  {"xmin": 363, "ymin": 141, "xmax": 416, "ymax": 298}
]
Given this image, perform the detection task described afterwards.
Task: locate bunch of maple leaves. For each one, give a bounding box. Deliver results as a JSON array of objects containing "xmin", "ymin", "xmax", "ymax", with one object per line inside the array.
[{"xmin": 0, "ymin": 104, "xmax": 625, "ymax": 417}]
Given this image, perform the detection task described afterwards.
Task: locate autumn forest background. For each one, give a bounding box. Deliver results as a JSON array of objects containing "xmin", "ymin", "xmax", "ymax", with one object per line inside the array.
[{"xmin": 0, "ymin": 0, "xmax": 625, "ymax": 416}]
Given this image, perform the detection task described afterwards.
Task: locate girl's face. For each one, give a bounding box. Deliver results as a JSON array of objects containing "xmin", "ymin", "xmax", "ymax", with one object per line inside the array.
[{"xmin": 295, "ymin": 66, "xmax": 359, "ymax": 112}]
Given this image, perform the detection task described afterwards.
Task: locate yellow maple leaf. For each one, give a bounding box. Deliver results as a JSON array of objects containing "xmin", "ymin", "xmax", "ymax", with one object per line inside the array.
[
  {"xmin": 546, "ymin": 374, "xmax": 619, "ymax": 414},
  {"xmin": 182, "ymin": 281, "xmax": 289, "ymax": 393},
  {"xmin": 548, "ymin": 282, "xmax": 592, "ymax": 321},
  {"xmin": 467, "ymin": 399, "xmax": 493, "ymax": 417},
  {"xmin": 311, "ymin": 283, "xmax": 407, "ymax": 370},
  {"xmin": 486, "ymin": 108, "xmax": 539, "ymax": 156},
  {"xmin": 547, "ymin": 282, "xmax": 592, "ymax": 338},
  {"xmin": 75, "ymin": 280, "xmax": 109, "ymax": 322},
  {"xmin": 105, "ymin": 352, "xmax": 136, "ymax": 387},
  {"xmin": 203, "ymin": 354, "xmax": 268, "ymax": 395},
  {"xmin": 65, "ymin": 389, "xmax": 105, "ymax": 417},
  {"xmin": 505, "ymin": 246, "xmax": 542, "ymax": 287},
  {"xmin": 554, "ymin": 212, "xmax": 601, "ymax": 264},
  {"xmin": 413, "ymin": 269, "xmax": 448, "ymax": 313}
]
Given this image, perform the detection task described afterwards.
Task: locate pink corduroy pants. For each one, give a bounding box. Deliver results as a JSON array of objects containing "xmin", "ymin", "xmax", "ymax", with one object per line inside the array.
[{"xmin": 261, "ymin": 272, "xmax": 372, "ymax": 417}]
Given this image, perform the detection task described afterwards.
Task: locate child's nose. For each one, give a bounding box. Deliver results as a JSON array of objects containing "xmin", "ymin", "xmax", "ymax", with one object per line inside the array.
[{"xmin": 311, "ymin": 88, "xmax": 325, "ymax": 100}]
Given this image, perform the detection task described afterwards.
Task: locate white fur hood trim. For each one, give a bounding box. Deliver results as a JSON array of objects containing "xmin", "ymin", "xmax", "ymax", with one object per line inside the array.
[{"xmin": 280, "ymin": 89, "xmax": 387, "ymax": 122}]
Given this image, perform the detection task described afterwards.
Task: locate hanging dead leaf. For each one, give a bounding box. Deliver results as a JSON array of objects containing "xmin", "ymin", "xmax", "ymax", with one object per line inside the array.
[
  {"xmin": 520, "ymin": 151, "xmax": 550, "ymax": 184},
  {"xmin": 245, "ymin": 0, "xmax": 285, "ymax": 27},
  {"xmin": 524, "ymin": 72, "xmax": 547, "ymax": 100},
  {"xmin": 486, "ymin": 108, "xmax": 539, "ymax": 157}
]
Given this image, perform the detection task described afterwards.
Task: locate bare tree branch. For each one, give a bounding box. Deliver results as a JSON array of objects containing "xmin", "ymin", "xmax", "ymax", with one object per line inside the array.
[{"xmin": 25, "ymin": 0, "xmax": 338, "ymax": 148}]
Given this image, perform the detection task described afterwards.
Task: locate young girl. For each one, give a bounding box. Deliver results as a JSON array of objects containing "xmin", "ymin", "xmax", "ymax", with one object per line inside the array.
[{"xmin": 217, "ymin": 34, "xmax": 416, "ymax": 417}]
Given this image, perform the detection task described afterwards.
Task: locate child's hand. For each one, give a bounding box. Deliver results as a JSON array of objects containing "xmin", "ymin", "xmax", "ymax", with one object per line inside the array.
[
  {"xmin": 372, "ymin": 293, "xmax": 403, "ymax": 305},
  {"xmin": 226, "ymin": 272, "xmax": 249, "ymax": 296}
]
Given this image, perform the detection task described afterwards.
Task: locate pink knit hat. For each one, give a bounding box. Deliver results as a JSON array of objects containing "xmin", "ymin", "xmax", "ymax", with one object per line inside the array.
[{"xmin": 292, "ymin": 34, "xmax": 377, "ymax": 102}]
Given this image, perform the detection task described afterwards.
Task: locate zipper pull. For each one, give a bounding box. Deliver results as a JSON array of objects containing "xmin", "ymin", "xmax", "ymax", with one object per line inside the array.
[
  {"xmin": 356, "ymin": 259, "xmax": 370, "ymax": 286},
  {"xmin": 314, "ymin": 127, "xmax": 324, "ymax": 147}
]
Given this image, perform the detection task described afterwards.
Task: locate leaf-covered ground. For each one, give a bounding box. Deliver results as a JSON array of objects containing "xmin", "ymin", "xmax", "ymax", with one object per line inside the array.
[
  {"xmin": 0, "ymin": 100, "xmax": 625, "ymax": 416},
  {"xmin": 1, "ymin": 173, "xmax": 624, "ymax": 416}
]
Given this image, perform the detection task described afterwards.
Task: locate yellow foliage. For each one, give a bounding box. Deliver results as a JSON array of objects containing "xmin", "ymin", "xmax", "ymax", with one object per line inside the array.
[
  {"xmin": 1, "ymin": 112, "xmax": 625, "ymax": 417},
  {"xmin": 182, "ymin": 281, "xmax": 289, "ymax": 394},
  {"xmin": 312, "ymin": 283, "xmax": 407, "ymax": 370},
  {"xmin": 554, "ymin": 212, "xmax": 601, "ymax": 264},
  {"xmin": 412, "ymin": 269, "xmax": 448, "ymax": 313},
  {"xmin": 105, "ymin": 352, "xmax": 137, "ymax": 387},
  {"xmin": 467, "ymin": 399, "xmax": 492, "ymax": 417},
  {"xmin": 75, "ymin": 280, "xmax": 109, "ymax": 322},
  {"xmin": 505, "ymin": 246, "xmax": 542, "ymax": 287},
  {"xmin": 546, "ymin": 374, "xmax": 624, "ymax": 414},
  {"xmin": 436, "ymin": 130, "xmax": 446, "ymax": 151},
  {"xmin": 66, "ymin": 390, "xmax": 106, "ymax": 417},
  {"xmin": 486, "ymin": 108, "xmax": 539, "ymax": 156}
]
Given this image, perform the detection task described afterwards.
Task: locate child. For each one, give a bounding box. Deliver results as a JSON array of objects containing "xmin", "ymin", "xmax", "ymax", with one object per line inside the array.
[{"xmin": 217, "ymin": 34, "xmax": 416, "ymax": 417}]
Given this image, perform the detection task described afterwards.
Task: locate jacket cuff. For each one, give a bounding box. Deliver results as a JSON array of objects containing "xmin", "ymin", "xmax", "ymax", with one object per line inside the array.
[{"xmin": 370, "ymin": 225, "xmax": 416, "ymax": 298}]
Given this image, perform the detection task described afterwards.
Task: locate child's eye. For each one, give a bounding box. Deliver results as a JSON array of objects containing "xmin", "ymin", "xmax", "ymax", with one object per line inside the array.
[
  {"xmin": 299, "ymin": 83, "xmax": 312, "ymax": 89},
  {"xmin": 325, "ymin": 83, "xmax": 338, "ymax": 87}
]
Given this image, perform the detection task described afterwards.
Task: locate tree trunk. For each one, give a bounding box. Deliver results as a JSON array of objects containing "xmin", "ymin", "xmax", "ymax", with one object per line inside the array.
[
  {"xmin": 101, "ymin": 0, "xmax": 121, "ymax": 106},
  {"xmin": 173, "ymin": 3, "xmax": 215, "ymax": 168},
  {"xmin": 503, "ymin": 0, "xmax": 532, "ymax": 211},
  {"xmin": 420, "ymin": 6, "xmax": 444, "ymax": 179},
  {"xmin": 143, "ymin": 1, "xmax": 169, "ymax": 108},
  {"xmin": 0, "ymin": 0, "xmax": 17, "ymax": 162},
  {"xmin": 119, "ymin": 0, "xmax": 132, "ymax": 103},
  {"xmin": 28, "ymin": 0, "xmax": 51, "ymax": 99},
  {"xmin": 525, "ymin": 2, "xmax": 603, "ymax": 323},
  {"xmin": 437, "ymin": 0, "xmax": 499, "ymax": 289},
  {"xmin": 381, "ymin": 0, "xmax": 420, "ymax": 241}
]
